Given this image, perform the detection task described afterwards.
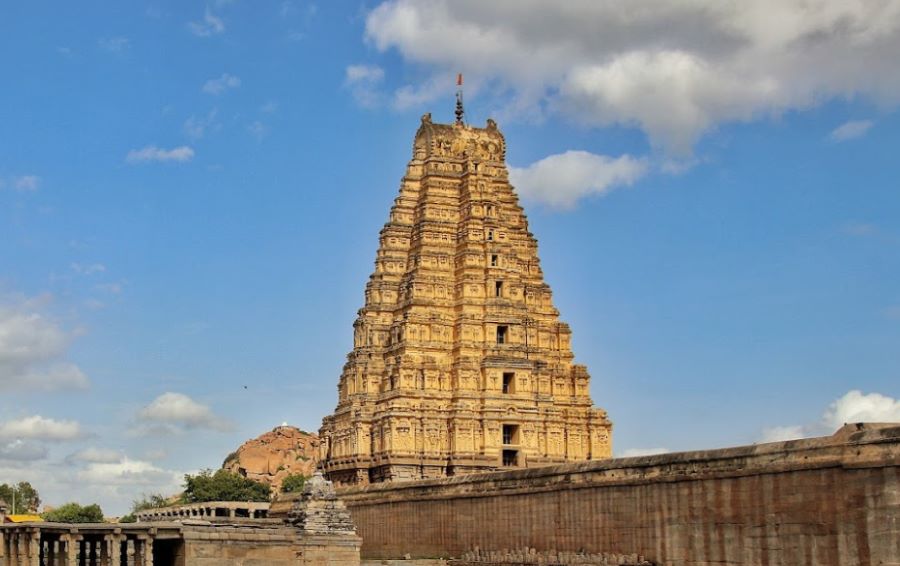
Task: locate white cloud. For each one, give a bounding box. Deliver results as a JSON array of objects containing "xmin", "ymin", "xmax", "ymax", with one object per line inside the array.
[
  {"xmin": 842, "ymin": 221, "xmax": 878, "ymax": 237},
  {"xmin": 829, "ymin": 120, "xmax": 874, "ymax": 142},
  {"xmin": 0, "ymin": 439, "xmax": 48, "ymax": 462},
  {"xmin": 759, "ymin": 425, "xmax": 807, "ymax": 443},
  {"xmin": 126, "ymin": 145, "xmax": 194, "ymax": 164},
  {"xmin": 202, "ymin": 73, "xmax": 241, "ymax": 95},
  {"xmin": 76, "ymin": 458, "xmax": 183, "ymax": 494},
  {"xmin": 618, "ymin": 447, "xmax": 670, "ymax": 458},
  {"xmin": 345, "ymin": 64, "xmax": 385, "ymax": 108},
  {"xmin": 0, "ymin": 297, "xmax": 90, "ymax": 391},
  {"xmin": 0, "ymin": 175, "xmax": 41, "ymax": 192},
  {"xmin": 98, "ymin": 37, "xmax": 130, "ymax": 53},
  {"xmin": 247, "ymin": 121, "xmax": 269, "ymax": 141},
  {"xmin": 137, "ymin": 392, "xmax": 232, "ymax": 432},
  {"xmin": 189, "ymin": 8, "xmax": 225, "ymax": 37},
  {"xmin": 760, "ymin": 390, "xmax": 900, "ymax": 442},
  {"xmin": 66, "ymin": 447, "xmax": 124, "ymax": 464},
  {"xmin": 509, "ymin": 150, "xmax": 648, "ymax": 208},
  {"xmin": 823, "ymin": 390, "xmax": 900, "ymax": 428},
  {"xmin": 0, "ymin": 415, "xmax": 83, "ymax": 441},
  {"xmin": 364, "ymin": 0, "xmax": 900, "ymax": 154},
  {"xmin": 183, "ymin": 109, "xmax": 220, "ymax": 140},
  {"xmin": 71, "ymin": 262, "xmax": 106, "ymax": 276}
]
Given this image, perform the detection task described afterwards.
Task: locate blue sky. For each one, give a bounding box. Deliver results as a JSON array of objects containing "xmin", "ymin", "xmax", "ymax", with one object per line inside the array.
[{"xmin": 1, "ymin": 1, "xmax": 899, "ymax": 515}]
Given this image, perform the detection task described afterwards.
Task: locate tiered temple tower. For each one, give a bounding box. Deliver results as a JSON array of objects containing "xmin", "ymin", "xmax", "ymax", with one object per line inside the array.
[{"xmin": 319, "ymin": 111, "xmax": 612, "ymax": 485}]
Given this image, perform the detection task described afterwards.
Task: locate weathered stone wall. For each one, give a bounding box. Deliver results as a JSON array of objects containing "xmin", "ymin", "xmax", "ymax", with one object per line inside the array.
[{"xmin": 339, "ymin": 424, "xmax": 900, "ymax": 566}]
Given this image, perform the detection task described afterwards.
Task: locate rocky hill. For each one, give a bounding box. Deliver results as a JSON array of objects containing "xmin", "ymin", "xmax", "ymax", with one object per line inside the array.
[{"xmin": 222, "ymin": 425, "xmax": 320, "ymax": 492}]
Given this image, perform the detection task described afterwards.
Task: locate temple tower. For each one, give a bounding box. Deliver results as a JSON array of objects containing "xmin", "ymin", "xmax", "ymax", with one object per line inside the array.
[{"xmin": 319, "ymin": 111, "xmax": 612, "ymax": 485}]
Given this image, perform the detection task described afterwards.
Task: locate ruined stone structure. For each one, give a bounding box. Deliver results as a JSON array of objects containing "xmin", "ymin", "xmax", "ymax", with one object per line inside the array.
[
  {"xmin": 340, "ymin": 423, "xmax": 900, "ymax": 566},
  {"xmin": 0, "ymin": 473, "xmax": 360, "ymax": 566},
  {"xmin": 320, "ymin": 113, "xmax": 612, "ymax": 484}
]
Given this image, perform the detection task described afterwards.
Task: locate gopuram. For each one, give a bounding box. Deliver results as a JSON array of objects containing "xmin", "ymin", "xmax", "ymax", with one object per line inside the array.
[{"xmin": 319, "ymin": 95, "xmax": 613, "ymax": 485}]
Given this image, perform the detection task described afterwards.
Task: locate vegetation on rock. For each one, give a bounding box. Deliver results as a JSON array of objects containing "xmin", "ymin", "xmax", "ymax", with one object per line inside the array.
[
  {"xmin": 182, "ymin": 469, "xmax": 271, "ymax": 503},
  {"xmin": 280, "ymin": 473, "xmax": 308, "ymax": 493}
]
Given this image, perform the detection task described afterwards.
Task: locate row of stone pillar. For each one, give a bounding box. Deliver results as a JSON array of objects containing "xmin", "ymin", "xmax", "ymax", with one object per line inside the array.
[
  {"xmin": 140, "ymin": 506, "xmax": 263, "ymax": 520},
  {"xmin": 1, "ymin": 532, "xmax": 154, "ymax": 566}
]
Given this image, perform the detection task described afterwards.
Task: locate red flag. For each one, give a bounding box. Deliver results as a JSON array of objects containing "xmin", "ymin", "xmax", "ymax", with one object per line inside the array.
[{"xmin": 457, "ymin": 73, "xmax": 463, "ymax": 86}]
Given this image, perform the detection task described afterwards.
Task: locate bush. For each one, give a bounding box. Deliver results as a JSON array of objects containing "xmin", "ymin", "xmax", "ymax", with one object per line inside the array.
[
  {"xmin": 182, "ymin": 469, "xmax": 270, "ymax": 503},
  {"xmin": 280, "ymin": 473, "xmax": 308, "ymax": 493},
  {"xmin": 42, "ymin": 503, "xmax": 104, "ymax": 523},
  {"xmin": 119, "ymin": 493, "xmax": 170, "ymax": 522}
]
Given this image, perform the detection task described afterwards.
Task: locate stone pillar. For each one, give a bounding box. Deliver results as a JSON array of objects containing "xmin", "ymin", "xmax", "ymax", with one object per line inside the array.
[
  {"xmin": 60, "ymin": 534, "xmax": 81, "ymax": 566},
  {"xmin": 135, "ymin": 538, "xmax": 152, "ymax": 566},
  {"xmin": 27, "ymin": 532, "xmax": 39, "ymax": 566},
  {"xmin": 104, "ymin": 535, "xmax": 122, "ymax": 566},
  {"xmin": 15, "ymin": 533, "xmax": 26, "ymax": 566}
]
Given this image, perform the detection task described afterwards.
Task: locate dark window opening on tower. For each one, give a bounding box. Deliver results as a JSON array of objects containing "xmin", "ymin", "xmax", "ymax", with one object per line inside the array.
[
  {"xmin": 502, "ymin": 372, "xmax": 514, "ymax": 394},
  {"xmin": 491, "ymin": 254, "xmax": 498, "ymax": 267},
  {"xmin": 496, "ymin": 325, "xmax": 508, "ymax": 344},
  {"xmin": 502, "ymin": 449, "xmax": 518, "ymax": 467},
  {"xmin": 487, "ymin": 230, "xmax": 494, "ymax": 241},
  {"xmin": 502, "ymin": 424, "xmax": 519, "ymax": 445},
  {"xmin": 495, "ymin": 281, "xmax": 503, "ymax": 297}
]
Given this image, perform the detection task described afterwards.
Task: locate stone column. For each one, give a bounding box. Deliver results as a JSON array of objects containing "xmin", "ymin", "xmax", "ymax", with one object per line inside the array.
[
  {"xmin": 104, "ymin": 535, "xmax": 123, "ymax": 566},
  {"xmin": 60, "ymin": 534, "xmax": 81, "ymax": 566},
  {"xmin": 15, "ymin": 533, "xmax": 26, "ymax": 566},
  {"xmin": 28, "ymin": 532, "xmax": 39, "ymax": 566},
  {"xmin": 134, "ymin": 538, "xmax": 152, "ymax": 566}
]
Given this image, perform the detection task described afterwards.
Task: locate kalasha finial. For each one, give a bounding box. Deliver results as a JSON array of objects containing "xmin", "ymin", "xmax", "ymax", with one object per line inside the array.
[{"xmin": 455, "ymin": 73, "xmax": 464, "ymax": 126}]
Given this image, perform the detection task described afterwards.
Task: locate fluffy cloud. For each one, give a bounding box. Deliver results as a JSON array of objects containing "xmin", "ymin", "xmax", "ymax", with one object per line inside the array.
[
  {"xmin": 0, "ymin": 439, "xmax": 48, "ymax": 462},
  {"xmin": 202, "ymin": 73, "xmax": 241, "ymax": 95},
  {"xmin": 509, "ymin": 150, "xmax": 648, "ymax": 208},
  {"xmin": 70, "ymin": 262, "xmax": 106, "ymax": 276},
  {"xmin": 823, "ymin": 390, "xmax": 900, "ymax": 428},
  {"xmin": 365, "ymin": 0, "xmax": 900, "ymax": 154},
  {"xmin": 137, "ymin": 392, "xmax": 232, "ymax": 433},
  {"xmin": 0, "ymin": 296, "xmax": 91, "ymax": 391},
  {"xmin": 618, "ymin": 447, "xmax": 670, "ymax": 458},
  {"xmin": 760, "ymin": 390, "xmax": 900, "ymax": 442},
  {"xmin": 77, "ymin": 457, "xmax": 182, "ymax": 488},
  {"xmin": 0, "ymin": 175, "xmax": 40, "ymax": 192},
  {"xmin": 66, "ymin": 447, "xmax": 124, "ymax": 464},
  {"xmin": 183, "ymin": 109, "xmax": 220, "ymax": 140},
  {"xmin": 98, "ymin": 37, "xmax": 129, "ymax": 54},
  {"xmin": 189, "ymin": 8, "xmax": 225, "ymax": 37},
  {"xmin": 0, "ymin": 415, "xmax": 83, "ymax": 441},
  {"xmin": 829, "ymin": 120, "xmax": 874, "ymax": 142},
  {"xmin": 126, "ymin": 145, "xmax": 194, "ymax": 164},
  {"xmin": 345, "ymin": 64, "xmax": 385, "ymax": 108}
]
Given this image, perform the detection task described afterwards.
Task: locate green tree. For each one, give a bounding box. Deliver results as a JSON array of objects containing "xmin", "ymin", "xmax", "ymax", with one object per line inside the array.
[
  {"xmin": 280, "ymin": 473, "xmax": 308, "ymax": 493},
  {"xmin": 119, "ymin": 493, "xmax": 170, "ymax": 523},
  {"xmin": 181, "ymin": 469, "xmax": 270, "ymax": 503},
  {"xmin": 42, "ymin": 503, "xmax": 104, "ymax": 523},
  {"xmin": 0, "ymin": 482, "xmax": 41, "ymax": 513}
]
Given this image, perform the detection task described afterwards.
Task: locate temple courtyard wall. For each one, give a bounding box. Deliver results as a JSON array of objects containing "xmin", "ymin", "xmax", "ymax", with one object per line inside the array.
[{"xmin": 339, "ymin": 423, "xmax": 900, "ymax": 566}]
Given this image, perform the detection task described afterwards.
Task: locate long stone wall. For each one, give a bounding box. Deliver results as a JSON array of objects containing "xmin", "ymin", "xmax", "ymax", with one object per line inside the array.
[{"xmin": 339, "ymin": 423, "xmax": 900, "ymax": 566}]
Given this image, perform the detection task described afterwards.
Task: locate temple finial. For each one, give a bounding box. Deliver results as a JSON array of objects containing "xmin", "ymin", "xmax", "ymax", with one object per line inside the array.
[{"xmin": 455, "ymin": 73, "xmax": 464, "ymax": 126}]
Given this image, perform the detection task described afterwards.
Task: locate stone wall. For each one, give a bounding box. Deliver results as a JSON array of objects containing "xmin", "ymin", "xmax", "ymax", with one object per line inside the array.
[{"xmin": 339, "ymin": 423, "xmax": 900, "ymax": 566}]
